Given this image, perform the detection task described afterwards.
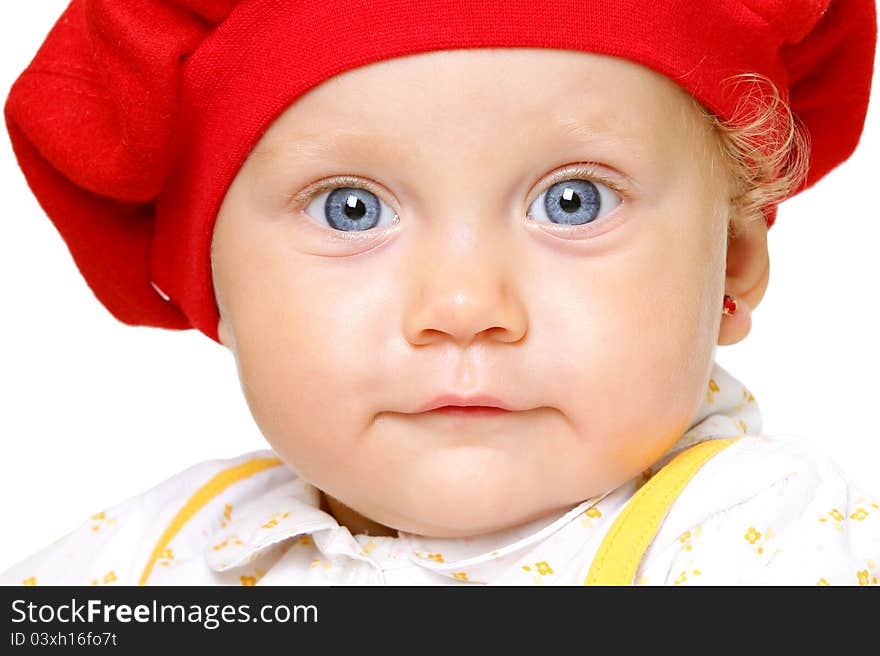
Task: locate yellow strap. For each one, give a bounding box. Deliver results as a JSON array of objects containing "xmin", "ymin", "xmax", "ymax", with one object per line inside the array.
[
  {"xmin": 138, "ymin": 456, "xmax": 283, "ymax": 585},
  {"xmin": 584, "ymin": 437, "xmax": 740, "ymax": 586}
]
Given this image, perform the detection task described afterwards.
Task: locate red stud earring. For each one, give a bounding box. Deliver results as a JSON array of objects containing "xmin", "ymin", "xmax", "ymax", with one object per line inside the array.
[{"xmin": 722, "ymin": 294, "xmax": 738, "ymax": 316}]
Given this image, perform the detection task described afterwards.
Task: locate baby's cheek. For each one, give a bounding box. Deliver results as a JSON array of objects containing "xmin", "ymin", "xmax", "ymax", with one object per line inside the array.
[
  {"xmin": 232, "ymin": 281, "xmax": 385, "ymax": 453},
  {"xmin": 539, "ymin": 284, "xmax": 708, "ymax": 470}
]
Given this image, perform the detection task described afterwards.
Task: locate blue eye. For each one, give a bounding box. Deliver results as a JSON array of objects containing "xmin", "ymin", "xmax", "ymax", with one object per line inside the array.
[
  {"xmin": 528, "ymin": 178, "xmax": 622, "ymax": 226},
  {"xmin": 304, "ymin": 185, "xmax": 398, "ymax": 232}
]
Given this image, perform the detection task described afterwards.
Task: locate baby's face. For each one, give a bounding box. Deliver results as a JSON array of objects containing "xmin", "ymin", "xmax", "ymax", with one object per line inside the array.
[{"xmin": 212, "ymin": 48, "xmax": 732, "ymax": 537}]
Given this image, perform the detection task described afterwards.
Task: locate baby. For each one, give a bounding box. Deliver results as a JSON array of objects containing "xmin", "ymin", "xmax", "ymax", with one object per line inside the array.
[{"xmin": 2, "ymin": 0, "xmax": 878, "ymax": 585}]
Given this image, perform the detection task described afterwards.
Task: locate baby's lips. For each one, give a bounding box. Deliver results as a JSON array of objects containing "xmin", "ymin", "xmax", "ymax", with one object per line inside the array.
[{"xmin": 413, "ymin": 393, "xmax": 519, "ymax": 413}]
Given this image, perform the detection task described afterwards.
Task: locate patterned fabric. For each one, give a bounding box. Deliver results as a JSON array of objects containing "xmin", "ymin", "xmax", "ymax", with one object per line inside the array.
[{"xmin": 2, "ymin": 361, "xmax": 877, "ymax": 586}]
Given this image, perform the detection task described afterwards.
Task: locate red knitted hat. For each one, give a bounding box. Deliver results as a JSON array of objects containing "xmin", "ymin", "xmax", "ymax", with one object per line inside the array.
[{"xmin": 5, "ymin": 0, "xmax": 877, "ymax": 342}]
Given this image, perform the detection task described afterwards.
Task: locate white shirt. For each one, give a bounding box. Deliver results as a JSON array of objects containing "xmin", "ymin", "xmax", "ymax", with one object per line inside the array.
[{"xmin": 2, "ymin": 362, "xmax": 878, "ymax": 586}]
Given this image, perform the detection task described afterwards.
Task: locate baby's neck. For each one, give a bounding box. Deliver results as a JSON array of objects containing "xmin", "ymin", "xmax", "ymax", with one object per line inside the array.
[{"xmin": 319, "ymin": 491, "xmax": 399, "ymax": 538}]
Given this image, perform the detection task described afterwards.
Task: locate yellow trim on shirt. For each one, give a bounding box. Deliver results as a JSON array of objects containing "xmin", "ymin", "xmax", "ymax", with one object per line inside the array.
[
  {"xmin": 138, "ymin": 457, "xmax": 283, "ymax": 585},
  {"xmin": 584, "ymin": 437, "xmax": 741, "ymax": 586}
]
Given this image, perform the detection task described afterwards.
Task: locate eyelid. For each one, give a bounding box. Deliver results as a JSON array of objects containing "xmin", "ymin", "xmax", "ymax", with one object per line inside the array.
[
  {"xmin": 287, "ymin": 174, "xmax": 402, "ymax": 245},
  {"xmin": 288, "ymin": 174, "xmax": 398, "ymax": 216},
  {"xmin": 529, "ymin": 162, "xmax": 631, "ymax": 206},
  {"xmin": 522, "ymin": 162, "xmax": 631, "ymax": 239}
]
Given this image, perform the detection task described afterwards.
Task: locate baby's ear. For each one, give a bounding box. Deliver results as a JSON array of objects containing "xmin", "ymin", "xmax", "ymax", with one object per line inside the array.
[
  {"xmin": 217, "ymin": 315, "xmax": 236, "ymax": 351},
  {"xmin": 718, "ymin": 216, "xmax": 769, "ymax": 346},
  {"xmin": 212, "ymin": 253, "xmax": 236, "ymax": 350},
  {"xmin": 724, "ymin": 216, "xmax": 770, "ymax": 313}
]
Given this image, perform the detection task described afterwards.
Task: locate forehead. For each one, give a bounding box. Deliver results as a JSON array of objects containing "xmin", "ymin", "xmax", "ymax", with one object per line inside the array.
[{"xmin": 250, "ymin": 48, "xmax": 702, "ymax": 166}]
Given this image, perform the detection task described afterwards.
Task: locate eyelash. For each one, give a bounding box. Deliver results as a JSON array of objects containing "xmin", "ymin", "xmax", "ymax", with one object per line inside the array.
[
  {"xmin": 530, "ymin": 163, "xmax": 628, "ymax": 220},
  {"xmin": 289, "ymin": 163, "xmax": 628, "ymax": 235}
]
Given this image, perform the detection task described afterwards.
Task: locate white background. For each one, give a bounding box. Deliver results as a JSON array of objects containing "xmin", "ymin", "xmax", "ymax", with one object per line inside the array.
[{"xmin": 1, "ymin": 2, "xmax": 878, "ymax": 572}]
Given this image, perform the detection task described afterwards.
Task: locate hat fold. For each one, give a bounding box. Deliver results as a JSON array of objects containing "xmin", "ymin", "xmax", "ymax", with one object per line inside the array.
[{"xmin": 5, "ymin": 0, "xmax": 237, "ymax": 327}]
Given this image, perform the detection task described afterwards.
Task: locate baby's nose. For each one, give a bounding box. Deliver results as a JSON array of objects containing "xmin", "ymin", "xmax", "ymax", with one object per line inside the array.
[{"xmin": 400, "ymin": 225, "xmax": 528, "ymax": 348}]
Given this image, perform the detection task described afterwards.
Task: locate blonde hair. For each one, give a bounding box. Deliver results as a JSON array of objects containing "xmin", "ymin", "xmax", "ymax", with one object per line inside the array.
[{"xmin": 690, "ymin": 73, "xmax": 811, "ymax": 239}]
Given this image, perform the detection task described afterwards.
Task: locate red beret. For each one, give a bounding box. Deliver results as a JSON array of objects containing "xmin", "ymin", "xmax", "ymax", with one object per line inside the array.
[{"xmin": 5, "ymin": 0, "xmax": 877, "ymax": 342}]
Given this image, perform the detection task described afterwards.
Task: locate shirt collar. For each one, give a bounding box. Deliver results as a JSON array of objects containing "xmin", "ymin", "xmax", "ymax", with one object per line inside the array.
[{"xmin": 205, "ymin": 360, "xmax": 760, "ymax": 579}]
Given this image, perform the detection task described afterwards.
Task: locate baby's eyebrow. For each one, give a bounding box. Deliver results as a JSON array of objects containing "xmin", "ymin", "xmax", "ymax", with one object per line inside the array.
[
  {"xmin": 248, "ymin": 127, "xmax": 390, "ymax": 172},
  {"xmin": 248, "ymin": 115, "xmax": 654, "ymax": 175}
]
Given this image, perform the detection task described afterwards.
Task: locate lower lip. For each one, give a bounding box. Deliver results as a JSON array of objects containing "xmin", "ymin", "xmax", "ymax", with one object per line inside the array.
[{"xmin": 422, "ymin": 406, "xmax": 511, "ymax": 418}]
